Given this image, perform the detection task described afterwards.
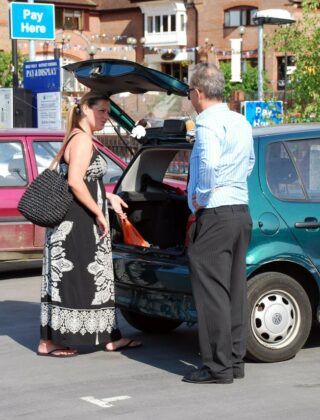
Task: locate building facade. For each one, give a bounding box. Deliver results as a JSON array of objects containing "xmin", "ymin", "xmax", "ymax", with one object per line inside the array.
[{"xmin": 1, "ymin": 0, "xmax": 305, "ymax": 94}]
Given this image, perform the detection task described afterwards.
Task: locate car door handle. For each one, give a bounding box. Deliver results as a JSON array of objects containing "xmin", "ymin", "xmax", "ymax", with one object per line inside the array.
[{"xmin": 295, "ymin": 221, "xmax": 320, "ymax": 229}]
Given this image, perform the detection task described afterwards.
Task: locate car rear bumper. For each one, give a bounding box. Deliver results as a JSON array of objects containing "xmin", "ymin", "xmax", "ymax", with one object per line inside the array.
[{"xmin": 115, "ymin": 282, "xmax": 196, "ymax": 323}]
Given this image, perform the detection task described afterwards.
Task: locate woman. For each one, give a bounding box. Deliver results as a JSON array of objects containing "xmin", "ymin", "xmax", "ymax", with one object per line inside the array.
[{"xmin": 37, "ymin": 91, "xmax": 141, "ymax": 357}]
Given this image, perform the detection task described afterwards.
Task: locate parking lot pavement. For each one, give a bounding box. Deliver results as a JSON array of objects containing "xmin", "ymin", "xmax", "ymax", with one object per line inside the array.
[{"xmin": 1, "ymin": 270, "xmax": 320, "ymax": 420}]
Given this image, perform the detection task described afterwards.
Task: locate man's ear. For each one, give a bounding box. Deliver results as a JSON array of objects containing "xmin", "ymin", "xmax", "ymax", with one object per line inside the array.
[{"xmin": 196, "ymin": 89, "xmax": 204, "ymax": 100}]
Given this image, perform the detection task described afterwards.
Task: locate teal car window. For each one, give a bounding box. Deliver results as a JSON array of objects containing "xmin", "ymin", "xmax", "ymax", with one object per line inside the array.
[
  {"xmin": 0, "ymin": 141, "xmax": 27, "ymax": 187},
  {"xmin": 287, "ymin": 139, "xmax": 320, "ymax": 201},
  {"xmin": 33, "ymin": 141, "xmax": 62, "ymax": 174},
  {"xmin": 266, "ymin": 142, "xmax": 305, "ymax": 200}
]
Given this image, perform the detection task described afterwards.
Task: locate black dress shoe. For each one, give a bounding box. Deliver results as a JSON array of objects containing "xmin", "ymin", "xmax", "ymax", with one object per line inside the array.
[
  {"xmin": 182, "ymin": 366, "xmax": 233, "ymax": 384},
  {"xmin": 233, "ymin": 371, "xmax": 244, "ymax": 379},
  {"xmin": 233, "ymin": 365, "xmax": 245, "ymax": 379},
  {"xmin": 233, "ymin": 370, "xmax": 245, "ymax": 379}
]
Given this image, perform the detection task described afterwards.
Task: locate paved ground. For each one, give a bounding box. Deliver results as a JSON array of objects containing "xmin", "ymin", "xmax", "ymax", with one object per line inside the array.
[{"xmin": 1, "ymin": 269, "xmax": 320, "ymax": 420}]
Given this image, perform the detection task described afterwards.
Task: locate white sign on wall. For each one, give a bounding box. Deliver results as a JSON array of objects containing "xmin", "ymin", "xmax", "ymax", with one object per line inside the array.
[
  {"xmin": 0, "ymin": 89, "xmax": 14, "ymax": 129},
  {"xmin": 37, "ymin": 91, "xmax": 61, "ymax": 129},
  {"xmin": 230, "ymin": 38, "xmax": 242, "ymax": 83}
]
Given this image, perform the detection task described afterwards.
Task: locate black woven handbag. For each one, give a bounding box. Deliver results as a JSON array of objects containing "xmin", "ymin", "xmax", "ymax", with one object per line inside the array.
[{"xmin": 18, "ymin": 137, "xmax": 74, "ymax": 228}]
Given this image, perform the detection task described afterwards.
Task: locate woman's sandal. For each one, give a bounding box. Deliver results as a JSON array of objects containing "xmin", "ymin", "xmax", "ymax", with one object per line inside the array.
[
  {"xmin": 37, "ymin": 348, "xmax": 78, "ymax": 358},
  {"xmin": 105, "ymin": 339, "xmax": 142, "ymax": 352}
]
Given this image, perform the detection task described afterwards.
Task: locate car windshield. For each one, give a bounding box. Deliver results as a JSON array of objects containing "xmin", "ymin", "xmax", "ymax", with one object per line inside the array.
[{"xmin": 110, "ymin": 92, "xmax": 196, "ymax": 126}]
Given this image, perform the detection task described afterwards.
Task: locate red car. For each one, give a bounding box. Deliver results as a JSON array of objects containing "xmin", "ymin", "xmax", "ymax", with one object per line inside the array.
[{"xmin": 0, "ymin": 128, "xmax": 126, "ymax": 270}]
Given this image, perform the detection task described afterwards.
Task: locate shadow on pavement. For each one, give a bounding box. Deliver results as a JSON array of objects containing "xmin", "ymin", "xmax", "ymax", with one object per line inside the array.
[
  {"xmin": 115, "ymin": 323, "xmax": 202, "ymax": 376},
  {"xmin": 0, "ymin": 267, "xmax": 42, "ymax": 281},
  {"xmin": 0, "ymin": 300, "xmax": 40, "ymax": 352}
]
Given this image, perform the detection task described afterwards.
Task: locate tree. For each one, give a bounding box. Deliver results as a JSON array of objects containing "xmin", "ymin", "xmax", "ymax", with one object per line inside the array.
[
  {"xmin": 269, "ymin": 0, "xmax": 320, "ymax": 121},
  {"xmin": 219, "ymin": 61, "xmax": 267, "ymax": 101},
  {"xmin": 0, "ymin": 51, "xmax": 25, "ymax": 88}
]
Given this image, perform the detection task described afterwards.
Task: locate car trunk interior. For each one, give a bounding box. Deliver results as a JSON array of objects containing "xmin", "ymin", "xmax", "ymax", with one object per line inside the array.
[{"xmin": 111, "ymin": 146, "xmax": 191, "ymax": 254}]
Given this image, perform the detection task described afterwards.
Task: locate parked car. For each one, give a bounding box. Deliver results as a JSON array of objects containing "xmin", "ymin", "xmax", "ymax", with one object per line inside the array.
[
  {"xmin": 0, "ymin": 128, "xmax": 126, "ymax": 270},
  {"xmin": 59, "ymin": 60, "xmax": 320, "ymax": 362}
]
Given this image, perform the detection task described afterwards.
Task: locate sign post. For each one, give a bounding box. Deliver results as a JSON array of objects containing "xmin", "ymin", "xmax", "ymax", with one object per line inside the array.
[
  {"xmin": 23, "ymin": 59, "xmax": 61, "ymax": 129},
  {"xmin": 242, "ymin": 101, "xmax": 283, "ymax": 127},
  {"xmin": 10, "ymin": 2, "xmax": 55, "ymax": 40},
  {"xmin": 9, "ymin": 2, "xmax": 55, "ymax": 89}
]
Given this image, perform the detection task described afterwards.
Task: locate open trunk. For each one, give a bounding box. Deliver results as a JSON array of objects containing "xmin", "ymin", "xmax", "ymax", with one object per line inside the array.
[{"xmin": 111, "ymin": 191, "xmax": 191, "ymax": 254}]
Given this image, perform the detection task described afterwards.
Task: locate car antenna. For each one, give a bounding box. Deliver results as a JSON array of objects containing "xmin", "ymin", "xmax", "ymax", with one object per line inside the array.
[{"xmin": 107, "ymin": 118, "xmax": 135, "ymax": 157}]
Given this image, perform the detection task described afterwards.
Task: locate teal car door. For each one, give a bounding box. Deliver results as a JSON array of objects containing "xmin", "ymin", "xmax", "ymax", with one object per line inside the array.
[{"xmin": 260, "ymin": 136, "xmax": 320, "ymax": 272}]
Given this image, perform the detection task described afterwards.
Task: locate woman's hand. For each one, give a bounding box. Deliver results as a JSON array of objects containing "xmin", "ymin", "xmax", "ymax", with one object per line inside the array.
[
  {"xmin": 95, "ymin": 213, "xmax": 109, "ymax": 240},
  {"xmin": 107, "ymin": 193, "xmax": 128, "ymax": 219}
]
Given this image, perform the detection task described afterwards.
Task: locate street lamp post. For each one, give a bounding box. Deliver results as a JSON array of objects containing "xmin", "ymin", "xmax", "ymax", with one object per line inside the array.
[
  {"xmin": 61, "ymin": 33, "xmax": 71, "ymax": 59},
  {"xmin": 87, "ymin": 44, "xmax": 98, "ymax": 59},
  {"xmin": 238, "ymin": 25, "xmax": 246, "ymax": 76},
  {"xmin": 126, "ymin": 37, "xmax": 146, "ymax": 63},
  {"xmin": 253, "ymin": 9, "xmax": 295, "ymax": 101},
  {"xmin": 257, "ymin": 22, "xmax": 264, "ymax": 101}
]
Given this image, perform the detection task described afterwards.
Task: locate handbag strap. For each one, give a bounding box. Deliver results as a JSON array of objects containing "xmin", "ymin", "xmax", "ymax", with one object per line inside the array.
[{"xmin": 49, "ymin": 128, "xmax": 83, "ymax": 170}]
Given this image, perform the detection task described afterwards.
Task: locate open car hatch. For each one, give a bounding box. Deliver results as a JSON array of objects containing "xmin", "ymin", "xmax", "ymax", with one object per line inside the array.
[{"xmin": 63, "ymin": 59, "xmax": 189, "ymax": 97}]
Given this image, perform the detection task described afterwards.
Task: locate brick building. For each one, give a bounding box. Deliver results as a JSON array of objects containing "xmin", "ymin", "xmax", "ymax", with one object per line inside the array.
[{"xmin": 1, "ymin": 0, "xmax": 305, "ymax": 94}]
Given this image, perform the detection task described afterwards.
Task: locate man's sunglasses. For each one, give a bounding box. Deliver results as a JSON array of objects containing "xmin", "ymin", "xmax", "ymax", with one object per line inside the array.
[{"xmin": 187, "ymin": 88, "xmax": 195, "ymax": 100}]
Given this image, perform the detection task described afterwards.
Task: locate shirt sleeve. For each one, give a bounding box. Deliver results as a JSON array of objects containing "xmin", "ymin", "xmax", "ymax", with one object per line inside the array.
[
  {"xmin": 247, "ymin": 139, "xmax": 255, "ymax": 177},
  {"xmin": 195, "ymin": 123, "xmax": 221, "ymax": 207}
]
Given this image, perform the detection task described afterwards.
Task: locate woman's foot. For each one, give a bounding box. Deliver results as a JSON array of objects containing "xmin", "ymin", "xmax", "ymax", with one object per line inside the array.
[
  {"xmin": 105, "ymin": 337, "xmax": 142, "ymax": 352},
  {"xmin": 37, "ymin": 339, "xmax": 78, "ymax": 357}
]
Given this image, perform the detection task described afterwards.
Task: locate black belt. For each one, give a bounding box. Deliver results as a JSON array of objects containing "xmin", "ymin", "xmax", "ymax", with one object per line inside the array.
[{"xmin": 197, "ymin": 205, "xmax": 248, "ymax": 217}]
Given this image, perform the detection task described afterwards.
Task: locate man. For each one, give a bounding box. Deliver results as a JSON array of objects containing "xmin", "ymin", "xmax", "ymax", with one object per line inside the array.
[{"xmin": 183, "ymin": 63, "xmax": 255, "ymax": 384}]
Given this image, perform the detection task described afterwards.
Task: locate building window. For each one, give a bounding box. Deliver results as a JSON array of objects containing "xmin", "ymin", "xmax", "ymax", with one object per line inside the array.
[
  {"xmin": 155, "ymin": 16, "xmax": 161, "ymax": 32},
  {"xmin": 163, "ymin": 15, "xmax": 168, "ymax": 32},
  {"xmin": 171, "ymin": 15, "xmax": 176, "ymax": 31},
  {"xmin": 55, "ymin": 8, "xmax": 83, "ymax": 30},
  {"xmin": 277, "ymin": 56, "xmax": 295, "ymax": 90},
  {"xmin": 180, "ymin": 14, "xmax": 185, "ymax": 31},
  {"xmin": 147, "ymin": 16, "xmax": 153, "ymax": 33},
  {"xmin": 224, "ymin": 7, "xmax": 258, "ymax": 27},
  {"xmin": 146, "ymin": 13, "xmax": 184, "ymax": 34}
]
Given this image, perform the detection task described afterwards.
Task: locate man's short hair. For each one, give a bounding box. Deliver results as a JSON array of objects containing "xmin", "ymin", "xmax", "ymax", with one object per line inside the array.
[{"xmin": 190, "ymin": 63, "xmax": 225, "ymax": 100}]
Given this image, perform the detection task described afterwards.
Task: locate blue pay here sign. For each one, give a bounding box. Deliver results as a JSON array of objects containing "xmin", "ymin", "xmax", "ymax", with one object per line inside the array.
[{"xmin": 10, "ymin": 2, "xmax": 55, "ymax": 40}]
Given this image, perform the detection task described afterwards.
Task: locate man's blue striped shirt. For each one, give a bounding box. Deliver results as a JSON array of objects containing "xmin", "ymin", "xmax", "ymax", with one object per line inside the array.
[{"xmin": 187, "ymin": 103, "xmax": 255, "ymax": 213}]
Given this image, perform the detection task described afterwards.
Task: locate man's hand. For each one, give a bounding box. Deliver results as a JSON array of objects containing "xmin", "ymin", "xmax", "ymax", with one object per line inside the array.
[{"xmin": 192, "ymin": 194, "xmax": 202, "ymax": 212}]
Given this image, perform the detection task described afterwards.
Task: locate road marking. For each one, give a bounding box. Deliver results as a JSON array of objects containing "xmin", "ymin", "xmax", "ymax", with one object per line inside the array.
[
  {"xmin": 80, "ymin": 395, "xmax": 131, "ymax": 408},
  {"xmin": 179, "ymin": 360, "xmax": 197, "ymax": 368}
]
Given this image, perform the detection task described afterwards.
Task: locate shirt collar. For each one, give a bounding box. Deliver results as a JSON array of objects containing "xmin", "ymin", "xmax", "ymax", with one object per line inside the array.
[{"xmin": 198, "ymin": 102, "xmax": 229, "ymax": 119}]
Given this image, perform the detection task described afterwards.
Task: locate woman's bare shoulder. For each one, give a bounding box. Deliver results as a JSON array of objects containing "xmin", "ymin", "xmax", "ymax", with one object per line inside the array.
[{"xmin": 68, "ymin": 129, "xmax": 92, "ymax": 147}]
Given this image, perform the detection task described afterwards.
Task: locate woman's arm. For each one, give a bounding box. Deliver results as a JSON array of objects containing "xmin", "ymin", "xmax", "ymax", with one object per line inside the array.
[{"xmin": 66, "ymin": 133, "xmax": 108, "ymax": 238}]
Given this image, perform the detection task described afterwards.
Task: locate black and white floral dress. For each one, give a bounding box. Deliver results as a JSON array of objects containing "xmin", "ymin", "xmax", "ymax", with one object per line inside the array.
[{"xmin": 40, "ymin": 148, "xmax": 121, "ymax": 346}]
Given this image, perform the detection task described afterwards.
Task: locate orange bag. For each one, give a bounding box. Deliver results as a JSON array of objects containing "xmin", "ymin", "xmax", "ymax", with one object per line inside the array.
[{"xmin": 118, "ymin": 217, "xmax": 150, "ymax": 247}]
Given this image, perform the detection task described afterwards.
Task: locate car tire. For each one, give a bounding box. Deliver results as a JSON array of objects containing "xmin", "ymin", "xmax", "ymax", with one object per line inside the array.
[
  {"xmin": 246, "ymin": 272, "xmax": 312, "ymax": 363},
  {"xmin": 120, "ymin": 308, "xmax": 183, "ymax": 333}
]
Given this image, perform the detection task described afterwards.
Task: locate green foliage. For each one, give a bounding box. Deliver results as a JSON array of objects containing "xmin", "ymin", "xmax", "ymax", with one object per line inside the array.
[
  {"xmin": 269, "ymin": 0, "xmax": 320, "ymax": 122},
  {"xmin": 0, "ymin": 51, "xmax": 26, "ymax": 87},
  {"xmin": 219, "ymin": 61, "xmax": 267, "ymax": 101}
]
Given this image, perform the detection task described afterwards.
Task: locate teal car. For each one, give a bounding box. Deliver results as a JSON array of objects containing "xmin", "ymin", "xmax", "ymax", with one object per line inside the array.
[{"xmin": 67, "ymin": 59, "xmax": 320, "ymax": 363}]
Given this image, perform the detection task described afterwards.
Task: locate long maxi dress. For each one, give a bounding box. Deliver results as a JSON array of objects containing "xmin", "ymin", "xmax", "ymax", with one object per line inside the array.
[{"xmin": 40, "ymin": 148, "xmax": 121, "ymax": 346}]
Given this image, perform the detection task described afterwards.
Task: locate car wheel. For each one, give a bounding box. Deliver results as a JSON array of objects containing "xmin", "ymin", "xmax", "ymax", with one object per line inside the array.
[
  {"xmin": 247, "ymin": 272, "xmax": 312, "ymax": 363},
  {"xmin": 120, "ymin": 308, "xmax": 183, "ymax": 333}
]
